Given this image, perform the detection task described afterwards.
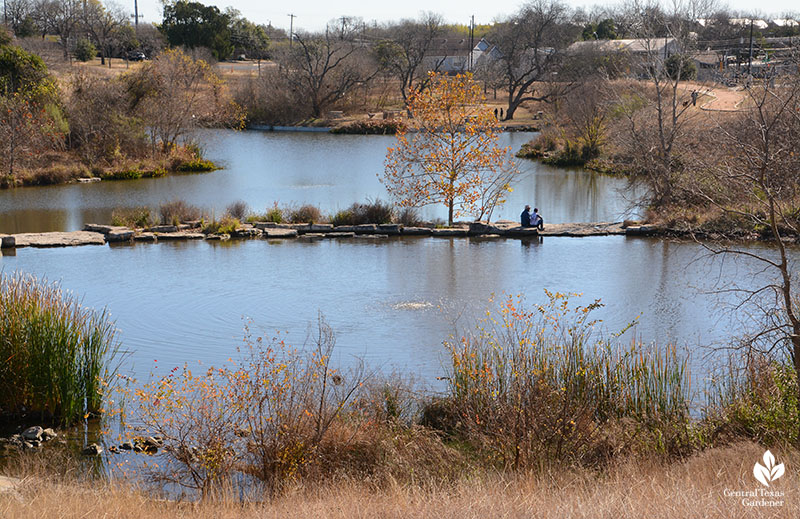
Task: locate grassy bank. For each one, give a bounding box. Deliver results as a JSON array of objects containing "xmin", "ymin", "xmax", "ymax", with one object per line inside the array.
[
  {"xmin": 1, "ymin": 442, "xmax": 797, "ymax": 518},
  {"xmin": 1, "ymin": 147, "xmax": 220, "ymax": 189}
]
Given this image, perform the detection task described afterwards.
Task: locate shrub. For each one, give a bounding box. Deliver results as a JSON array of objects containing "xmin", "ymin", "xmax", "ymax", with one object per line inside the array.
[
  {"xmin": 159, "ymin": 199, "xmax": 203, "ymax": 225},
  {"xmin": 289, "ymin": 204, "xmax": 323, "ymax": 224},
  {"xmin": 176, "ymin": 158, "xmax": 218, "ymax": 172},
  {"xmin": 203, "ymin": 216, "xmax": 240, "ymax": 235},
  {"xmin": 330, "ymin": 120, "xmax": 405, "ymax": 135},
  {"xmin": 396, "ymin": 207, "xmax": 423, "ymax": 227},
  {"xmin": 111, "ymin": 206, "xmax": 156, "ymax": 228},
  {"xmin": 225, "ymin": 200, "xmax": 248, "ymax": 220},
  {"xmin": 0, "ymin": 273, "xmax": 119, "ymax": 425},
  {"xmin": 330, "ymin": 209, "xmax": 355, "ymax": 226},
  {"xmin": 123, "ymin": 316, "xmax": 367, "ymax": 497},
  {"xmin": 265, "ymin": 203, "xmax": 284, "ymax": 223},
  {"xmin": 102, "ymin": 169, "xmax": 143, "ymax": 180},
  {"xmin": 74, "ymin": 38, "xmax": 96, "ymax": 62},
  {"xmin": 708, "ymin": 354, "xmax": 799, "ymax": 445}
]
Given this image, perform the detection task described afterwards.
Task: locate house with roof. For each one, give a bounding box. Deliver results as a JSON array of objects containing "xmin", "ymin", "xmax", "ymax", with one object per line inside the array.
[
  {"xmin": 567, "ymin": 37, "xmax": 679, "ymax": 77},
  {"xmin": 423, "ymin": 37, "xmax": 503, "ymax": 74}
]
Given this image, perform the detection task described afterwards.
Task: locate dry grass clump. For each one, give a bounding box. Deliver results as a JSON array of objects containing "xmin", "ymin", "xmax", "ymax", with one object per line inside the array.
[
  {"xmin": 159, "ymin": 199, "xmax": 204, "ymax": 226},
  {"xmin": 330, "ymin": 199, "xmax": 394, "ymax": 226},
  {"xmin": 1, "ymin": 442, "xmax": 797, "ymax": 518},
  {"xmin": 224, "ymin": 200, "xmax": 248, "ymax": 220},
  {"xmin": 288, "ymin": 204, "xmax": 324, "ymax": 224}
]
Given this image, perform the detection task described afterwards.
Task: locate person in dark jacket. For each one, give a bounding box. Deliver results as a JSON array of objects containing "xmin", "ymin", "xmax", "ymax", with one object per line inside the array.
[{"xmin": 521, "ymin": 205, "xmax": 532, "ymax": 227}]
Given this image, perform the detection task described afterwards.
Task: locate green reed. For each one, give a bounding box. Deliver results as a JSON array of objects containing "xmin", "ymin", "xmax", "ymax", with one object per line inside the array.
[{"xmin": 0, "ymin": 272, "xmax": 119, "ymax": 425}]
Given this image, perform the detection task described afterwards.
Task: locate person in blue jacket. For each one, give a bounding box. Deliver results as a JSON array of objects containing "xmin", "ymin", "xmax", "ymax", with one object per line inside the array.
[{"xmin": 521, "ymin": 205, "xmax": 532, "ymax": 227}]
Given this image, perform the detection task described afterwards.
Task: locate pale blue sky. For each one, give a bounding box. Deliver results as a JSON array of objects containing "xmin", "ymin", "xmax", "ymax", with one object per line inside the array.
[{"xmin": 133, "ymin": 0, "xmax": 798, "ymax": 33}]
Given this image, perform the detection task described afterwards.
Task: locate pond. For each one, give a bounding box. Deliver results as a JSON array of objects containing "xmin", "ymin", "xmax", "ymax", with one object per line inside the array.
[
  {"xmin": 0, "ymin": 234, "xmax": 790, "ymax": 387},
  {"xmin": 0, "ymin": 130, "xmax": 640, "ymax": 234},
  {"xmin": 1, "ymin": 129, "xmax": 787, "ymax": 387}
]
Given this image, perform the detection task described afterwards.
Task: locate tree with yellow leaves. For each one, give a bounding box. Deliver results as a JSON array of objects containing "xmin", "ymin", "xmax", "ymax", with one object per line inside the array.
[{"xmin": 383, "ymin": 73, "xmax": 517, "ymax": 227}]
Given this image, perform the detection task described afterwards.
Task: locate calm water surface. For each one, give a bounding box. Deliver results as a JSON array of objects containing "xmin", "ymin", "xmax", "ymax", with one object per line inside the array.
[
  {"xmin": 1, "ymin": 236, "xmax": 790, "ymax": 384},
  {"xmin": 0, "ymin": 130, "xmax": 640, "ymax": 234}
]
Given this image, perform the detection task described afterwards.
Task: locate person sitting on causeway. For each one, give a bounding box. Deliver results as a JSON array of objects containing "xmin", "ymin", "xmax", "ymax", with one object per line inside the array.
[
  {"xmin": 531, "ymin": 208, "xmax": 544, "ymax": 231},
  {"xmin": 521, "ymin": 205, "xmax": 532, "ymax": 227}
]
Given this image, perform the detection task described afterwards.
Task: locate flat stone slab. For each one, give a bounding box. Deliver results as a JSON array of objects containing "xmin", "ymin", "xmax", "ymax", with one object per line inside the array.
[
  {"xmin": 147, "ymin": 225, "xmax": 178, "ymax": 233},
  {"xmin": 292, "ymin": 223, "xmax": 334, "ymax": 233},
  {"xmin": 401, "ymin": 227, "xmax": 432, "ymax": 235},
  {"xmin": 84, "ymin": 224, "xmax": 130, "ymax": 235},
  {"xmin": 106, "ymin": 229, "xmax": 135, "ymax": 242},
  {"xmin": 503, "ymin": 227, "xmax": 540, "ymax": 237},
  {"xmin": 134, "ymin": 233, "xmax": 157, "ymax": 242},
  {"xmin": 263, "ymin": 228, "xmax": 298, "ymax": 238},
  {"xmin": 9, "ymin": 231, "xmax": 106, "ymax": 248},
  {"xmin": 377, "ymin": 224, "xmax": 402, "ymax": 235},
  {"xmin": 157, "ymin": 232, "xmax": 205, "ymax": 240},
  {"xmin": 323, "ymin": 232, "xmax": 356, "ymax": 238},
  {"xmin": 540, "ymin": 222, "xmax": 625, "ymax": 236},
  {"xmin": 625, "ymin": 224, "xmax": 663, "ymax": 236},
  {"xmin": 469, "ymin": 221, "xmax": 626, "ymax": 238},
  {"xmin": 431, "ymin": 228, "xmax": 470, "ymax": 237}
]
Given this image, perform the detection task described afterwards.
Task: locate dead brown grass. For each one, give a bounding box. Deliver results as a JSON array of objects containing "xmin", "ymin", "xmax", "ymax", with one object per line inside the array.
[{"xmin": 1, "ymin": 442, "xmax": 797, "ymax": 518}]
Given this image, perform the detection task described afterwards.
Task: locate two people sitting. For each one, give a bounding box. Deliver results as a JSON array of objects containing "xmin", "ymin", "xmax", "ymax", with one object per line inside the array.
[{"xmin": 520, "ymin": 205, "xmax": 544, "ymax": 231}]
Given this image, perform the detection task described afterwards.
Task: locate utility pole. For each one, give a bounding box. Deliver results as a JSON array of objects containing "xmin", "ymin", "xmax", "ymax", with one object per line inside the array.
[
  {"xmin": 288, "ymin": 13, "xmax": 295, "ymax": 48},
  {"xmin": 131, "ymin": 0, "xmax": 143, "ymax": 28},
  {"xmin": 468, "ymin": 15, "xmax": 474, "ymax": 72},
  {"xmin": 747, "ymin": 19, "xmax": 754, "ymax": 77}
]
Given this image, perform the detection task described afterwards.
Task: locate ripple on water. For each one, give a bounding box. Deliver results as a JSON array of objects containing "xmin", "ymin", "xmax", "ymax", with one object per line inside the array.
[{"xmin": 391, "ymin": 301, "xmax": 435, "ymax": 311}]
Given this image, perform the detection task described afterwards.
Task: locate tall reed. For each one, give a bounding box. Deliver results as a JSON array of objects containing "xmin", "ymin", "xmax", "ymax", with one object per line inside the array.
[
  {"xmin": 0, "ymin": 272, "xmax": 119, "ymax": 425},
  {"xmin": 441, "ymin": 292, "xmax": 693, "ymax": 468}
]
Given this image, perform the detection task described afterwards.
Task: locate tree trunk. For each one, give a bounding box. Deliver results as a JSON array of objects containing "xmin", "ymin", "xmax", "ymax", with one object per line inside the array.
[{"xmin": 448, "ymin": 200, "xmax": 454, "ymax": 227}]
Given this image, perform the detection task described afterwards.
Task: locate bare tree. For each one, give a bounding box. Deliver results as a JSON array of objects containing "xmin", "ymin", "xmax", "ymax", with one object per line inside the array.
[
  {"xmin": 611, "ymin": 0, "xmax": 712, "ymax": 205},
  {"xmin": 33, "ymin": 0, "xmax": 81, "ymax": 60},
  {"xmin": 81, "ymin": 0, "xmax": 128, "ymax": 66},
  {"xmin": 5, "ymin": 0, "xmax": 37, "ymax": 37},
  {"xmin": 693, "ymin": 76, "xmax": 800, "ymax": 415},
  {"xmin": 489, "ymin": 0, "xmax": 576, "ymax": 120},
  {"xmin": 125, "ymin": 48, "xmax": 242, "ymax": 155},
  {"xmin": 282, "ymin": 21, "xmax": 376, "ymax": 118},
  {"xmin": 373, "ymin": 13, "xmax": 445, "ymax": 108}
]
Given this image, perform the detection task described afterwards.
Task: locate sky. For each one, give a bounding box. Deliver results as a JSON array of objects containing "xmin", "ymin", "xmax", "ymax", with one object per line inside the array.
[{"xmin": 130, "ymin": 0, "xmax": 799, "ymax": 33}]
